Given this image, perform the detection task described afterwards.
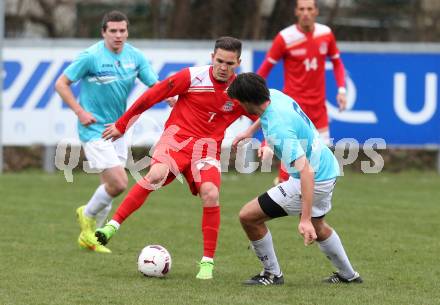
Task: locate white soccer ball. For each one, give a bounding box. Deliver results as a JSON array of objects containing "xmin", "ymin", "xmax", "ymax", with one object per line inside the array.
[{"xmin": 137, "ymin": 245, "xmax": 172, "ymax": 277}]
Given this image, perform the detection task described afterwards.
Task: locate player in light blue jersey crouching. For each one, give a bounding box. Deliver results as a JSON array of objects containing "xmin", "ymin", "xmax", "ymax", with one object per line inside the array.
[
  {"xmin": 228, "ymin": 73, "xmax": 362, "ymax": 285},
  {"xmin": 55, "ymin": 10, "xmax": 159, "ymax": 253}
]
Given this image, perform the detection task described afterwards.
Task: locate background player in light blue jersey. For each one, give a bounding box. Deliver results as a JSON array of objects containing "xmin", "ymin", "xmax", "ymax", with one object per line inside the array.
[
  {"xmin": 55, "ymin": 11, "xmax": 159, "ymax": 253},
  {"xmin": 228, "ymin": 73, "xmax": 362, "ymax": 285}
]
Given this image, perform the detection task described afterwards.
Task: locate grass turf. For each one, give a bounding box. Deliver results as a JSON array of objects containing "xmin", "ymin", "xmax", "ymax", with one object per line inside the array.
[{"xmin": 1, "ymin": 170, "xmax": 439, "ymax": 305}]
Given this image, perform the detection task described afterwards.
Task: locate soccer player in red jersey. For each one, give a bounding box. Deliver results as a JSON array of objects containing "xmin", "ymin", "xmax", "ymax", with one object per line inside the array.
[
  {"xmin": 95, "ymin": 37, "xmax": 256, "ymax": 280},
  {"xmin": 257, "ymin": 0, "xmax": 347, "ymax": 183}
]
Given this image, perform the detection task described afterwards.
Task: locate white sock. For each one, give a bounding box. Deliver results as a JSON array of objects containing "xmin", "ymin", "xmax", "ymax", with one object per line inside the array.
[
  {"xmin": 318, "ymin": 230, "xmax": 356, "ymax": 279},
  {"xmin": 201, "ymin": 256, "xmax": 214, "ymax": 263},
  {"xmin": 84, "ymin": 184, "xmax": 113, "ymax": 218},
  {"xmin": 251, "ymin": 230, "xmax": 281, "ymax": 276},
  {"xmin": 108, "ymin": 219, "xmax": 120, "ymax": 230},
  {"xmin": 95, "ymin": 203, "xmax": 112, "ymax": 228}
]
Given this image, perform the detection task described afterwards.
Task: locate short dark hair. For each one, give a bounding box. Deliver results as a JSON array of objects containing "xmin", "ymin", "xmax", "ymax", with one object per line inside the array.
[
  {"xmin": 227, "ymin": 73, "xmax": 270, "ymax": 106},
  {"xmin": 101, "ymin": 10, "xmax": 129, "ymax": 31},
  {"xmin": 214, "ymin": 36, "xmax": 242, "ymax": 58},
  {"xmin": 295, "ymin": 0, "xmax": 318, "ymax": 8}
]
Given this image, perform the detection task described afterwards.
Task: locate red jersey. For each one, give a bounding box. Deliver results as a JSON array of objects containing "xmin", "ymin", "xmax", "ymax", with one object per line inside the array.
[
  {"xmin": 257, "ymin": 23, "xmax": 345, "ymax": 106},
  {"xmin": 115, "ymin": 65, "xmax": 255, "ymax": 147}
]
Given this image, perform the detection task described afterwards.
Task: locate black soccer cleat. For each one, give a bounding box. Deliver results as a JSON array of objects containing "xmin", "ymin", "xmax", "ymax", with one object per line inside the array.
[
  {"xmin": 323, "ymin": 271, "xmax": 363, "ymax": 284},
  {"xmin": 95, "ymin": 231, "xmax": 107, "ymax": 245},
  {"xmin": 243, "ymin": 271, "xmax": 284, "ymax": 286},
  {"xmin": 94, "ymin": 224, "xmax": 117, "ymax": 245}
]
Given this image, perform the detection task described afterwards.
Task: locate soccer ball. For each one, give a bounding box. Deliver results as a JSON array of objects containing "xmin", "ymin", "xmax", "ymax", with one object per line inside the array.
[{"xmin": 137, "ymin": 245, "xmax": 172, "ymax": 277}]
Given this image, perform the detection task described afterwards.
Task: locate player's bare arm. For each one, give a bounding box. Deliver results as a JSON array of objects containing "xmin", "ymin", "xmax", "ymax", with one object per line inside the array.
[
  {"xmin": 293, "ymin": 156, "xmax": 317, "ymax": 245},
  {"xmin": 258, "ymin": 145, "xmax": 274, "ymax": 162},
  {"xmin": 238, "ymin": 119, "xmax": 273, "ymax": 161},
  {"xmin": 336, "ymin": 90, "xmax": 347, "ymax": 111},
  {"xmin": 231, "ymin": 119, "xmax": 261, "ymax": 150},
  {"xmin": 55, "ymin": 74, "xmax": 97, "ymax": 126},
  {"xmin": 102, "ymin": 123, "xmax": 122, "ymax": 141}
]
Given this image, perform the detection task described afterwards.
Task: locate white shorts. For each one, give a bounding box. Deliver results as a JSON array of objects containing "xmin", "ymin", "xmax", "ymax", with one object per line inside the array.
[
  {"xmin": 259, "ymin": 177, "xmax": 336, "ymax": 218},
  {"xmin": 82, "ymin": 138, "xmax": 128, "ymax": 170}
]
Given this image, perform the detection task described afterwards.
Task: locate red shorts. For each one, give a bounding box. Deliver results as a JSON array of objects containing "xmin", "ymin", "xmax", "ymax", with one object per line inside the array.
[
  {"xmin": 150, "ymin": 133, "xmax": 221, "ymax": 196},
  {"xmin": 300, "ymin": 102, "xmax": 328, "ymax": 130}
]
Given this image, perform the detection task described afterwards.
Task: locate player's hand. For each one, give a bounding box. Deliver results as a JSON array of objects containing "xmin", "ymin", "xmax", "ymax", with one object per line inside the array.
[
  {"xmin": 298, "ymin": 220, "xmax": 317, "ymax": 246},
  {"xmin": 232, "ymin": 131, "xmax": 252, "ymax": 151},
  {"xmin": 258, "ymin": 145, "xmax": 274, "ymax": 161},
  {"xmin": 102, "ymin": 123, "xmax": 122, "ymax": 141},
  {"xmin": 336, "ymin": 93, "xmax": 347, "ymax": 112},
  {"xmin": 165, "ymin": 96, "xmax": 178, "ymax": 108},
  {"xmin": 76, "ymin": 109, "xmax": 97, "ymax": 126}
]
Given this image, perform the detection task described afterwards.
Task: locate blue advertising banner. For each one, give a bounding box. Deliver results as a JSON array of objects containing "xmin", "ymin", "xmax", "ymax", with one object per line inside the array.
[
  {"xmin": 2, "ymin": 46, "xmax": 253, "ymax": 145},
  {"xmin": 2, "ymin": 42, "xmax": 439, "ymax": 148},
  {"xmin": 253, "ymin": 51, "xmax": 440, "ymax": 147}
]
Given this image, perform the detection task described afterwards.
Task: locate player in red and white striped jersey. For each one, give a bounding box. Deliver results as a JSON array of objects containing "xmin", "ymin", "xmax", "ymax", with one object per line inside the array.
[
  {"xmin": 257, "ymin": 0, "xmax": 347, "ymax": 183},
  {"xmin": 95, "ymin": 37, "xmax": 256, "ymax": 280}
]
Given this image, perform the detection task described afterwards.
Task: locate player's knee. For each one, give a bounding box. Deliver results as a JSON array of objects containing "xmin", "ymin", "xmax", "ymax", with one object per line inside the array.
[
  {"xmin": 238, "ymin": 208, "xmax": 253, "ymax": 225},
  {"xmin": 312, "ymin": 219, "xmax": 332, "ymax": 241},
  {"xmin": 238, "ymin": 209, "xmax": 247, "ymax": 224},
  {"xmin": 147, "ymin": 175, "xmax": 162, "ymax": 186},
  {"xmin": 200, "ymin": 184, "xmax": 219, "ymax": 205},
  {"xmin": 146, "ymin": 171, "xmax": 166, "ymax": 186},
  {"xmin": 108, "ymin": 177, "xmax": 128, "ymax": 195},
  {"xmin": 146, "ymin": 164, "xmax": 169, "ymax": 186}
]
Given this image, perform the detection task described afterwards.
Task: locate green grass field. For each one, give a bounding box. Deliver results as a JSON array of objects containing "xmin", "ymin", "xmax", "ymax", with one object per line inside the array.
[{"xmin": 1, "ymin": 170, "xmax": 440, "ymax": 305}]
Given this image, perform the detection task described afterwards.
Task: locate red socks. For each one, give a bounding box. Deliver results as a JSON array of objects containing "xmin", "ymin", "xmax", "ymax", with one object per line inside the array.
[
  {"xmin": 113, "ymin": 182, "xmax": 152, "ymax": 224},
  {"xmin": 113, "ymin": 182, "xmax": 220, "ymax": 259},
  {"xmin": 202, "ymin": 206, "xmax": 221, "ymax": 258}
]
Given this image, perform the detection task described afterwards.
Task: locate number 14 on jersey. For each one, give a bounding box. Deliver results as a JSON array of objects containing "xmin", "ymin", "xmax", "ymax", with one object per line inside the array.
[{"xmin": 303, "ymin": 57, "xmax": 318, "ymax": 71}]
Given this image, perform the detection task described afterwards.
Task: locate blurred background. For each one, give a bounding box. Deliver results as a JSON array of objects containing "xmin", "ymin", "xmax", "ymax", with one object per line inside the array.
[
  {"xmin": 1, "ymin": 0, "xmax": 440, "ymax": 173},
  {"xmin": 4, "ymin": 0, "xmax": 440, "ymax": 41}
]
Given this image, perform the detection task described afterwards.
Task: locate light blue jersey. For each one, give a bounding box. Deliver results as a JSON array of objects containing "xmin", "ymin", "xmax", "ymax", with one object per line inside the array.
[
  {"xmin": 260, "ymin": 89, "xmax": 340, "ymax": 181},
  {"xmin": 64, "ymin": 41, "xmax": 158, "ymax": 142}
]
